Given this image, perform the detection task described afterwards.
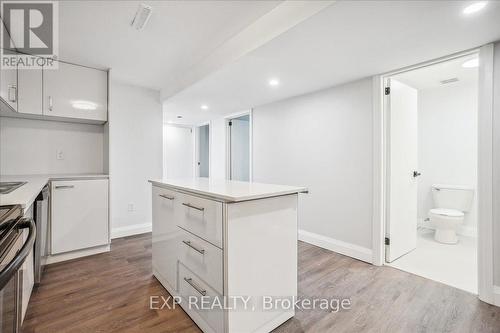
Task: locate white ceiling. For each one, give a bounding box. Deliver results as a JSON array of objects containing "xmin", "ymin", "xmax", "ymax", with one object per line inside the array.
[
  {"xmin": 163, "ymin": 0, "xmax": 500, "ymax": 125},
  {"xmin": 57, "ymin": 0, "xmax": 281, "ymax": 89},
  {"xmin": 395, "ymin": 53, "xmax": 478, "ymax": 90}
]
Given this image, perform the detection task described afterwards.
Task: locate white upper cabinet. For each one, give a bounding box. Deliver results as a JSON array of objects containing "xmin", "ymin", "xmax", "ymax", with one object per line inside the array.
[
  {"xmin": 17, "ymin": 67, "xmax": 43, "ymax": 115},
  {"xmin": 0, "ymin": 54, "xmax": 18, "ymax": 111},
  {"xmin": 43, "ymin": 61, "xmax": 108, "ymax": 122}
]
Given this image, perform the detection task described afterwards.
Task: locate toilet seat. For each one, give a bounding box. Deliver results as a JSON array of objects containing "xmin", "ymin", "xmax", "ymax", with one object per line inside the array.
[{"xmin": 429, "ymin": 208, "xmax": 464, "ymax": 218}]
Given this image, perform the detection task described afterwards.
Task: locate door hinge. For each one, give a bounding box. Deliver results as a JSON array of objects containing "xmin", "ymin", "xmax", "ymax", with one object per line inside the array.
[
  {"xmin": 385, "ymin": 87, "xmax": 391, "ymax": 95},
  {"xmin": 228, "ymin": 121, "xmax": 232, "ymax": 126},
  {"xmin": 385, "ymin": 237, "xmax": 390, "ymax": 245}
]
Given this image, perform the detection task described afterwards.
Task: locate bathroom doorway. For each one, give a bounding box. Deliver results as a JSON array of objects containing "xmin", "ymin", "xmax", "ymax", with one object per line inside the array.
[{"xmin": 383, "ymin": 53, "xmax": 479, "ymax": 293}]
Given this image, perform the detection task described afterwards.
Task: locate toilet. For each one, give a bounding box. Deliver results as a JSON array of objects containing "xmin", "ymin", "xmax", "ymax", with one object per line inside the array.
[{"xmin": 429, "ymin": 184, "xmax": 474, "ymax": 244}]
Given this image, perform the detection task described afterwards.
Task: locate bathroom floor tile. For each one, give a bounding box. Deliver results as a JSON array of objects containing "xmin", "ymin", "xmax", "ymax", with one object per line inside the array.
[{"xmin": 388, "ymin": 228, "xmax": 477, "ymax": 294}]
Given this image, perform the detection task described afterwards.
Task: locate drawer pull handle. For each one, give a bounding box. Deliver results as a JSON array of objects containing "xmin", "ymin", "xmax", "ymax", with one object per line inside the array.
[
  {"xmin": 184, "ymin": 277, "xmax": 207, "ymax": 296},
  {"xmin": 55, "ymin": 185, "xmax": 74, "ymax": 189},
  {"xmin": 182, "ymin": 240, "xmax": 205, "ymax": 254},
  {"xmin": 182, "ymin": 203, "xmax": 204, "ymax": 211},
  {"xmin": 159, "ymin": 194, "xmax": 174, "ymax": 200}
]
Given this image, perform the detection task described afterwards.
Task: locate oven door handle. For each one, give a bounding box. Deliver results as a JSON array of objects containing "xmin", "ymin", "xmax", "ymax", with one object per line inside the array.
[{"xmin": 0, "ymin": 218, "xmax": 36, "ymax": 290}]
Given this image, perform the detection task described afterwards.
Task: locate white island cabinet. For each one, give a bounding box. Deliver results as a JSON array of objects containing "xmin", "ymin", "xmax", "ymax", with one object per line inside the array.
[{"xmin": 150, "ymin": 178, "xmax": 307, "ymax": 333}]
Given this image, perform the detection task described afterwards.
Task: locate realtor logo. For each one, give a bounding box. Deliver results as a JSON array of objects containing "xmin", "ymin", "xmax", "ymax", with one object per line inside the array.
[{"xmin": 1, "ymin": 1, "xmax": 58, "ymax": 68}]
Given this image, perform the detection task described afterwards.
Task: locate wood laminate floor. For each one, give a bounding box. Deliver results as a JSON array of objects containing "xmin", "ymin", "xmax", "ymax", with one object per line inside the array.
[{"xmin": 22, "ymin": 233, "xmax": 500, "ymax": 333}]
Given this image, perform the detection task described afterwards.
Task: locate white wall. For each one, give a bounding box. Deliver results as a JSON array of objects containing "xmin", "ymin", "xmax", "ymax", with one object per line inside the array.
[
  {"xmin": 252, "ymin": 79, "xmax": 373, "ymax": 259},
  {"xmin": 0, "ymin": 117, "xmax": 104, "ymax": 175},
  {"xmin": 109, "ymin": 81, "xmax": 162, "ymax": 237},
  {"xmin": 163, "ymin": 125, "xmax": 194, "ymax": 178},
  {"xmin": 417, "ymin": 82, "xmax": 478, "ymax": 235}
]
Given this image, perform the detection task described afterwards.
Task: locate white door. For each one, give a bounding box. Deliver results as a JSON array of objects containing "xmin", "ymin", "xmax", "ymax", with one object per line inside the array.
[
  {"xmin": 386, "ymin": 79, "xmax": 419, "ymax": 262},
  {"xmin": 43, "ymin": 61, "xmax": 108, "ymax": 121},
  {"xmin": 164, "ymin": 125, "xmax": 194, "ymax": 178}
]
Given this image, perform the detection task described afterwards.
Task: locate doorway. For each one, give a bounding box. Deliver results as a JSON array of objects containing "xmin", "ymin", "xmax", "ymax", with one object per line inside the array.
[
  {"xmin": 195, "ymin": 124, "xmax": 210, "ymax": 177},
  {"xmin": 163, "ymin": 124, "xmax": 194, "ymax": 178},
  {"xmin": 383, "ymin": 53, "xmax": 479, "ymax": 293},
  {"xmin": 227, "ymin": 114, "xmax": 251, "ymax": 181}
]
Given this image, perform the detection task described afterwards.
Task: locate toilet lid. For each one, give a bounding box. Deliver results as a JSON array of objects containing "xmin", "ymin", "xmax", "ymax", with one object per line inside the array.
[{"xmin": 430, "ymin": 208, "xmax": 464, "ymax": 217}]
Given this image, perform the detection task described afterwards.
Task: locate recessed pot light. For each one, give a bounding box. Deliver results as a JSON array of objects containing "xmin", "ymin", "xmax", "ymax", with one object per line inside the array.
[
  {"xmin": 268, "ymin": 78, "xmax": 280, "ymax": 87},
  {"xmin": 200, "ymin": 105, "xmax": 209, "ymax": 110},
  {"xmin": 463, "ymin": 1, "xmax": 487, "ymax": 14},
  {"xmin": 462, "ymin": 58, "xmax": 479, "ymax": 68}
]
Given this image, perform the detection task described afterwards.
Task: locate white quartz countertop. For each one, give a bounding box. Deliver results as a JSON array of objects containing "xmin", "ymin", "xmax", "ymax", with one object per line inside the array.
[
  {"xmin": 149, "ymin": 178, "xmax": 307, "ymax": 202},
  {"xmin": 0, "ymin": 174, "xmax": 109, "ymax": 208}
]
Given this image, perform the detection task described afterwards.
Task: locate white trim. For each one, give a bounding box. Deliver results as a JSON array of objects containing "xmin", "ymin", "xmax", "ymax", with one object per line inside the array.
[
  {"xmin": 298, "ymin": 229, "xmax": 372, "ymax": 263},
  {"xmin": 372, "ymin": 44, "xmax": 496, "ymax": 306},
  {"xmin": 372, "ymin": 75, "xmax": 385, "ymax": 266},
  {"xmin": 493, "ymin": 286, "xmax": 500, "ymax": 307},
  {"xmin": 111, "ymin": 223, "xmax": 152, "ymax": 239},
  {"xmin": 46, "ymin": 244, "xmax": 110, "ymax": 265},
  {"xmin": 477, "ymin": 43, "xmax": 495, "ymax": 305}
]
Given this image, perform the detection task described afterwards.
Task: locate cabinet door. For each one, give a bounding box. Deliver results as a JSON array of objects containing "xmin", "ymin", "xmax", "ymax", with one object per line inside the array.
[
  {"xmin": 0, "ymin": 54, "xmax": 18, "ymax": 111},
  {"xmin": 51, "ymin": 179, "xmax": 109, "ymax": 254},
  {"xmin": 152, "ymin": 186, "xmax": 181, "ymax": 291},
  {"xmin": 43, "ymin": 61, "xmax": 107, "ymax": 121},
  {"xmin": 18, "ymin": 67, "xmax": 43, "ymax": 115}
]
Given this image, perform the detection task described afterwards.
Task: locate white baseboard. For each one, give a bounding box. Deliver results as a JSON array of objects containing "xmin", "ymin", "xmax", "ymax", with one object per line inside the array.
[
  {"xmin": 46, "ymin": 244, "xmax": 110, "ymax": 265},
  {"xmin": 111, "ymin": 223, "xmax": 152, "ymax": 239},
  {"xmin": 418, "ymin": 219, "xmax": 476, "ymax": 238},
  {"xmin": 298, "ymin": 229, "xmax": 372, "ymax": 263}
]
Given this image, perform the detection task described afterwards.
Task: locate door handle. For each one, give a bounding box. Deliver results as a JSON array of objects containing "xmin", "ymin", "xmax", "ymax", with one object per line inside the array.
[
  {"xmin": 182, "ymin": 240, "xmax": 205, "ymax": 254},
  {"xmin": 8, "ymin": 85, "xmax": 17, "ymax": 103},
  {"xmin": 182, "ymin": 203, "xmax": 204, "ymax": 211},
  {"xmin": 159, "ymin": 194, "xmax": 174, "ymax": 200},
  {"xmin": 55, "ymin": 185, "xmax": 74, "ymax": 189},
  {"xmin": 183, "ymin": 277, "xmax": 207, "ymax": 296},
  {"xmin": 48, "ymin": 96, "xmax": 53, "ymax": 111},
  {"xmin": 413, "ymin": 171, "xmax": 422, "ymax": 178}
]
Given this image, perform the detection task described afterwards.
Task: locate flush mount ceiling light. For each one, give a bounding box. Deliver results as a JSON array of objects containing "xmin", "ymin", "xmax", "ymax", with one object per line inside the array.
[
  {"xmin": 71, "ymin": 100, "xmax": 97, "ymax": 110},
  {"xmin": 462, "ymin": 58, "xmax": 479, "ymax": 68},
  {"xmin": 131, "ymin": 3, "xmax": 153, "ymax": 30},
  {"xmin": 463, "ymin": 1, "xmax": 487, "ymax": 14},
  {"xmin": 200, "ymin": 105, "xmax": 209, "ymax": 110},
  {"xmin": 268, "ymin": 78, "xmax": 280, "ymax": 87}
]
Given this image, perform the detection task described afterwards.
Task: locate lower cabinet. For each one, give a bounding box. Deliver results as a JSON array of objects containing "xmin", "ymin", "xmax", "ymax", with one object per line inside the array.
[
  {"xmin": 51, "ymin": 179, "xmax": 109, "ymax": 254},
  {"xmin": 152, "ymin": 184, "xmax": 298, "ymax": 333}
]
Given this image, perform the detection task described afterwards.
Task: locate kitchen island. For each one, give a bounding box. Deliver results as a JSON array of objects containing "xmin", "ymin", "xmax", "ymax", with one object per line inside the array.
[{"xmin": 149, "ymin": 178, "xmax": 307, "ymax": 333}]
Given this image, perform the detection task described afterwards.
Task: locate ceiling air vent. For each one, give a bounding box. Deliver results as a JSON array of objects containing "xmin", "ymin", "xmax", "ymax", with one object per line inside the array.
[
  {"xmin": 440, "ymin": 77, "xmax": 459, "ymax": 85},
  {"xmin": 131, "ymin": 4, "xmax": 153, "ymax": 30}
]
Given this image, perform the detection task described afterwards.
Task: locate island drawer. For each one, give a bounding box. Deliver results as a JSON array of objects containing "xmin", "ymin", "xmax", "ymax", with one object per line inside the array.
[
  {"xmin": 178, "ymin": 263, "xmax": 224, "ymax": 333},
  {"xmin": 177, "ymin": 227, "xmax": 223, "ymax": 294},
  {"xmin": 175, "ymin": 192, "xmax": 223, "ymax": 248}
]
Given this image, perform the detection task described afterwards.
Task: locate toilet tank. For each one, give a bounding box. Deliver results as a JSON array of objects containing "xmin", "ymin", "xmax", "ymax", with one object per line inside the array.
[{"xmin": 432, "ymin": 184, "xmax": 474, "ymax": 212}]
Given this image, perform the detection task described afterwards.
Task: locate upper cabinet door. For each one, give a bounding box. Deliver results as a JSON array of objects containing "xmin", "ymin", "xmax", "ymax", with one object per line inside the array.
[
  {"xmin": 17, "ymin": 67, "xmax": 43, "ymax": 115},
  {"xmin": 0, "ymin": 54, "xmax": 18, "ymax": 111},
  {"xmin": 43, "ymin": 61, "xmax": 108, "ymax": 122}
]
